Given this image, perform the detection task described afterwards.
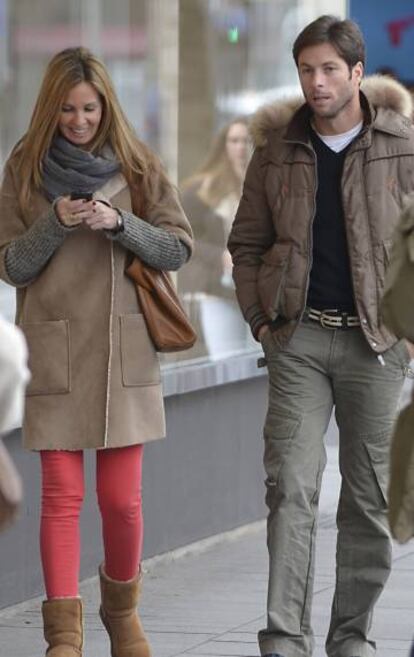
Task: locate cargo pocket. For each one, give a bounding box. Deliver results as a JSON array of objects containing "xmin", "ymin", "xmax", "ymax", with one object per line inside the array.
[
  {"xmin": 364, "ymin": 431, "xmax": 390, "ymax": 507},
  {"xmin": 21, "ymin": 320, "xmax": 71, "ymax": 396},
  {"xmin": 263, "ymin": 409, "xmax": 300, "ymax": 486},
  {"xmin": 119, "ymin": 314, "xmax": 161, "ymax": 387},
  {"xmin": 263, "ymin": 410, "xmax": 300, "ymax": 514}
]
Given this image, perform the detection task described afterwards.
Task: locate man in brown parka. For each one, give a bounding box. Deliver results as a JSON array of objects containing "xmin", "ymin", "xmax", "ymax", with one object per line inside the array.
[{"xmin": 228, "ymin": 15, "xmax": 414, "ymax": 657}]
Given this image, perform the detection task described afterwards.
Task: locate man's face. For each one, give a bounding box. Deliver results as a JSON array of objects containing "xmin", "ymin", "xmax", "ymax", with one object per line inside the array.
[{"xmin": 297, "ymin": 42, "xmax": 363, "ymax": 121}]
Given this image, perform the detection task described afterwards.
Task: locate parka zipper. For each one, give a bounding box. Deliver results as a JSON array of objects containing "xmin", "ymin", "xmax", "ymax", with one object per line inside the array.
[
  {"xmin": 282, "ymin": 139, "xmax": 318, "ymax": 322},
  {"xmin": 340, "ymin": 132, "xmax": 376, "ymax": 348}
]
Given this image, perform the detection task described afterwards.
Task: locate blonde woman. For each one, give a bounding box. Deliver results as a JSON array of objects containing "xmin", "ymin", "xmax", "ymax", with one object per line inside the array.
[
  {"xmin": 179, "ymin": 117, "xmax": 250, "ymax": 297},
  {"xmin": 0, "ymin": 47, "xmax": 192, "ymax": 657},
  {"xmin": 178, "ymin": 118, "xmax": 251, "ymax": 357}
]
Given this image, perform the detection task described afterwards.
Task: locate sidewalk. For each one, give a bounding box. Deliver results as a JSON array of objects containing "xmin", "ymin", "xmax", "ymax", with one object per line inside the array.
[{"xmin": 1, "ymin": 443, "xmax": 413, "ymax": 657}]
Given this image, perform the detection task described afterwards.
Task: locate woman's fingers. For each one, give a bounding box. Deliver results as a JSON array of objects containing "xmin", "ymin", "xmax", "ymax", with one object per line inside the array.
[
  {"xmin": 55, "ymin": 197, "xmax": 87, "ymax": 226},
  {"xmin": 56, "ymin": 198, "xmax": 117, "ymax": 231},
  {"xmin": 84, "ymin": 203, "xmax": 118, "ymax": 230}
]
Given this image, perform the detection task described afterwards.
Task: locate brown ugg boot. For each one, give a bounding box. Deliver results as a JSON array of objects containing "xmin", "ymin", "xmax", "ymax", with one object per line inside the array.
[
  {"xmin": 99, "ymin": 564, "xmax": 151, "ymax": 657},
  {"xmin": 42, "ymin": 597, "xmax": 83, "ymax": 656}
]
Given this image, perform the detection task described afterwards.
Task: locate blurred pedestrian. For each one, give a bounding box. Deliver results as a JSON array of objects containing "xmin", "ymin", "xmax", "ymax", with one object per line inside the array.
[
  {"xmin": 178, "ymin": 117, "xmax": 253, "ymax": 357},
  {"xmin": 179, "ymin": 116, "xmax": 250, "ymax": 297},
  {"xmin": 0, "ymin": 47, "xmax": 192, "ymax": 657},
  {"xmin": 228, "ymin": 15, "xmax": 414, "ymax": 657},
  {"xmin": 0, "ymin": 316, "xmax": 28, "ymax": 530}
]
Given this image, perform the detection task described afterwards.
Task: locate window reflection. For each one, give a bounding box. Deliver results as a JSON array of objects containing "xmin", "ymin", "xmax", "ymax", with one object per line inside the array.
[{"xmin": 177, "ymin": 118, "xmax": 256, "ymax": 360}]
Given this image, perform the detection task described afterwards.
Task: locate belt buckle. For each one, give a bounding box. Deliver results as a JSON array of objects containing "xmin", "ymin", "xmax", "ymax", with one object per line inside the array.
[{"xmin": 320, "ymin": 309, "xmax": 339, "ymax": 329}]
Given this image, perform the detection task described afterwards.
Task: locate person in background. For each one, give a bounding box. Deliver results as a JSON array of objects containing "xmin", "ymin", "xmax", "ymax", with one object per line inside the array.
[
  {"xmin": 381, "ymin": 193, "xmax": 414, "ymax": 657},
  {"xmin": 0, "ymin": 316, "xmax": 28, "ymax": 531},
  {"xmin": 0, "ymin": 47, "xmax": 192, "ymax": 657},
  {"xmin": 228, "ymin": 15, "xmax": 414, "ymax": 657},
  {"xmin": 178, "ymin": 117, "xmax": 253, "ymax": 357},
  {"xmin": 179, "ymin": 116, "xmax": 250, "ymax": 298}
]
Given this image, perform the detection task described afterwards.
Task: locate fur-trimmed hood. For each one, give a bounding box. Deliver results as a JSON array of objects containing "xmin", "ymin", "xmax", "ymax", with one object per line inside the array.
[{"xmin": 251, "ymin": 75, "xmax": 413, "ymax": 147}]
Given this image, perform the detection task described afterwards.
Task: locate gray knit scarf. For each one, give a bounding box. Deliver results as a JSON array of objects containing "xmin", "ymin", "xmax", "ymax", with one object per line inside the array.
[{"xmin": 42, "ymin": 135, "xmax": 121, "ymax": 201}]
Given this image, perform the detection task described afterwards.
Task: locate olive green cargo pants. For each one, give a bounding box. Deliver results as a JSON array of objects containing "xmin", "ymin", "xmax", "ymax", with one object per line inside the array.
[{"xmin": 258, "ymin": 320, "xmax": 410, "ymax": 657}]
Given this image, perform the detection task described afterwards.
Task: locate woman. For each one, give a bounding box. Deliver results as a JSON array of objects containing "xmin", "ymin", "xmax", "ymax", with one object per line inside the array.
[
  {"xmin": 178, "ymin": 118, "xmax": 252, "ymax": 357},
  {"xmin": 0, "ymin": 47, "xmax": 192, "ymax": 657},
  {"xmin": 178, "ymin": 117, "xmax": 250, "ymax": 298}
]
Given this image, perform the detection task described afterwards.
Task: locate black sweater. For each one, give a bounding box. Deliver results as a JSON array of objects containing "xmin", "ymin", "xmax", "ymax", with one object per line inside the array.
[{"xmin": 306, "ymin": 129, "xmax": 356, "ymax": 312}]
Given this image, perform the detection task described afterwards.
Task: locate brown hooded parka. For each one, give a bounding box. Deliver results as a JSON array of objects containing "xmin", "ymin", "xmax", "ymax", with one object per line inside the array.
[{"xmin": 228, "ymin": 75, "xmax": 414, "ymax": 352}]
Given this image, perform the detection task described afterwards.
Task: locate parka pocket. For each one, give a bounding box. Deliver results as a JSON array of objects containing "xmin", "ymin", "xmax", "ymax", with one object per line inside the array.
[
  {"xmin": 258, "ymin": 243, "xmax": 292, "ymax": 319},
  {"xmin": 374, "ymin": 240, "xmax": 394, "ymax": 312},
  {"xmin": 119, "ymin": 314, "xmax": 161, "ymax": 387},
  {"xmin": 373, "ymin": 239, "xmax": 392, "ymax": 274},
  {"xmin": 21, "ymin": 320, "xmax": 71, "ymax": 396}
]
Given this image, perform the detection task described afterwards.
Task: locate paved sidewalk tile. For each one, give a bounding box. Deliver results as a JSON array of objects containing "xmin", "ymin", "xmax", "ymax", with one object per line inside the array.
[{"xmin": 1, "ymin": 444, "xmax": 413, "ymax": 657}]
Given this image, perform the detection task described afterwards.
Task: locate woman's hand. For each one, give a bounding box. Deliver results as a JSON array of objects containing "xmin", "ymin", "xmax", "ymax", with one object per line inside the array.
[
  {"xmin": 82, "ymin": 201, "xmax": 119, "ymax": 231},
  {"xmin": 55, "ymin": 196, "xmax": 88, "ymax": 227}
]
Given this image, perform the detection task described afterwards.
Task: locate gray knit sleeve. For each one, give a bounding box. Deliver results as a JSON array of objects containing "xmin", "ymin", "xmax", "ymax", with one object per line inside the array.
[
  {"xmin": 5, "ymin": 209, "xmax": 75, "ymax": 286},
  {"xmin": 107, "ymin": 209, "xmax": 190, "ymax": 271}
]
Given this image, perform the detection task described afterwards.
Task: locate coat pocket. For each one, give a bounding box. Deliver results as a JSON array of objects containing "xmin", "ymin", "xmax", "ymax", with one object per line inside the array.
[
  {"xmin": 119, "ymin": 314, "xmax": 161, "ymax": 387},
  {"xmin": 257, "ymin": 243, "xmax": 292, "ymax": 319},
  {"xmin": 21, "ymin": 320, "xmax": 71, "ymax": 396}
]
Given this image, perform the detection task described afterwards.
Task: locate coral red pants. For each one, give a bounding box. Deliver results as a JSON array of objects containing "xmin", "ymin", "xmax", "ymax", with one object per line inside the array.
[{"xmin": 40, "ymin": 445, "xmax": 143, "ymax": 599}]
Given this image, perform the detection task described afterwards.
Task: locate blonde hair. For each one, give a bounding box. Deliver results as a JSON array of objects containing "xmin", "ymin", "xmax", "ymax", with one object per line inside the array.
[
  {"xmin": 182, "ymin": 117, "xmax": 250, "ymax": 207},
  {"xmin": 15, "ymin": 47, "xmax": 165, "ymax": 212}
]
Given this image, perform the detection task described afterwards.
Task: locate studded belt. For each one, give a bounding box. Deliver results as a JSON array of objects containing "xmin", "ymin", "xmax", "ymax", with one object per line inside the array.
[{"xmin": 305, "ymin": 307, "xmax": 361, "ymax": 329}]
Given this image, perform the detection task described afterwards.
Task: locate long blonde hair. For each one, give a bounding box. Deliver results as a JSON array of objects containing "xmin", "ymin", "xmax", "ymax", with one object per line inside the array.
[
  {"xmin": 182, "ymin": 117, "xmax": 250, "ymax": 208},
  {"xmin": 15, "ymin": 47, "xmax": 165, "ymax": 213}
]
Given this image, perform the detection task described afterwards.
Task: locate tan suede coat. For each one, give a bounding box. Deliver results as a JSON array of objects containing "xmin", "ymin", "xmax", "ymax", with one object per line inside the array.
[
  {"xmin": 0, "ymin": 157, "xmax": 192, "ymax": 450},
  {"xmin": 228, "ymin": 76, "xmax": 414, "ymax": 352}
]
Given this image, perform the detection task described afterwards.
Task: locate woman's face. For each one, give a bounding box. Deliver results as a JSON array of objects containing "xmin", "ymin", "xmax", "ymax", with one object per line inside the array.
[
  {"xmin": 225, "ymin": 122, "xmax": 250, "ymax": 172},
  {"xmin": 58, "ymin": 82, "xmax": 103, "ymax": 147}
]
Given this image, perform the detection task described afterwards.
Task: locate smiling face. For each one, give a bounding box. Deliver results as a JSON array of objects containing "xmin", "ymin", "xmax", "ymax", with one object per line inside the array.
[
  {"xmin": 298, "ymin": 42, "xmax": 363, "ymax": 133},
  {"xmin": 58, "ymin": 81, "xmax": 103, "ymax": 147}
]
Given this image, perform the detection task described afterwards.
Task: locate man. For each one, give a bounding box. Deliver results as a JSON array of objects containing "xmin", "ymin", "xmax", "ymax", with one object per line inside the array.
[{"xmin": 228, "ymin": 15, "xmax": 414, "ymax": 657}]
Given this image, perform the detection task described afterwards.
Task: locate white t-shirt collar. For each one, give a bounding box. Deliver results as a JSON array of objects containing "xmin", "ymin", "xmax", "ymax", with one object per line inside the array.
[{"xmin": 312, "ymin": 121, "xmax": 364, "ymax": 153}]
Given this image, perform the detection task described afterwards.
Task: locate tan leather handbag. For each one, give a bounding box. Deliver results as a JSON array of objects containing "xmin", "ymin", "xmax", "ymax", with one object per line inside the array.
[
  {"xmin": 0, "ymin": 439, "xmax": 22, "ymax": 531},
  {"xmin": 125, "ymin": 257, "xmax": 197, "ymax": 352}
]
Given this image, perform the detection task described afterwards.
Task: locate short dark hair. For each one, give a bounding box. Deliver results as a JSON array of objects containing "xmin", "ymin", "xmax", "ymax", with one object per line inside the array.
[{"xmin": 292, "ymin": 15, "xmax": 365, "ymax": 69}]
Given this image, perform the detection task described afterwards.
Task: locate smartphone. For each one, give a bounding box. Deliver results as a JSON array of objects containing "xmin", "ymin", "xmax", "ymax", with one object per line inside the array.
[{"xmin": 70, "ymin": 191, "xmax": 93, "ymax": 201}]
